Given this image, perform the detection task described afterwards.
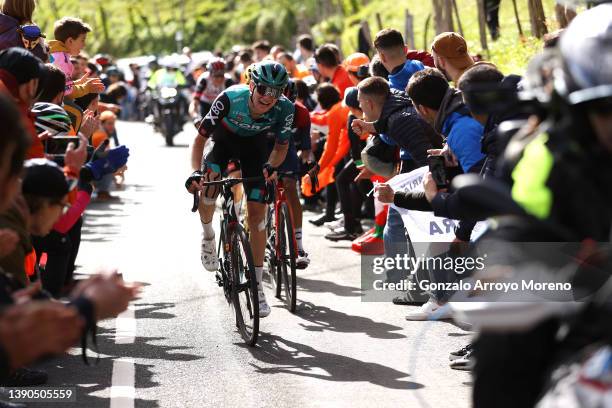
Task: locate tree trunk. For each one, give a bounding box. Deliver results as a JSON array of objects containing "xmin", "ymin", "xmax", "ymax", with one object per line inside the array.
[
  {"xmin": 432, "ymin": 0, "xmax": 454, "ymax": 33},
  {"xmin": 405, "ymin": 10, "xmax": 415, "ymax": 49},
  {"xmin": 476, "ymin": 0, "xmax": 488, "ymax": 51},
  {"xmin": 528, "ymin": 0, "xmax": 548, "ymax": 38}
]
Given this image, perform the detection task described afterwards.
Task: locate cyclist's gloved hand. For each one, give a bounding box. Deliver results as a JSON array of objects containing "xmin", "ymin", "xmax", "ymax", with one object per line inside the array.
[
  {"xmin": 262, "ymin": 162, "xmax": 277, "ymax": 182},
  {"xmin": 84, "ymin": 145, "xmax": 130, "ymax": 181},
  {"xmin": 185, "ymin": 170, "xmax": 204, "ymax": 193}
]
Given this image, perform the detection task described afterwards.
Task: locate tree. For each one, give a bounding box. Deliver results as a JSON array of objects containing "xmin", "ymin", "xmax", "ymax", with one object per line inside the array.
[
  {"xmin": 528, "ymin": 0, "xmax": 548, "ymax": 38},
  {"xmin": 432, "ymin": 0, "xmax": 454, "ymax": 33}
]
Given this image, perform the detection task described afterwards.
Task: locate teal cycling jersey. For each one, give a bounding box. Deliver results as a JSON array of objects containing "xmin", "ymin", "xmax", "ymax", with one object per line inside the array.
[{"xmin": 197, "ymin": 84, "xmax": 295, "ymax": 144}]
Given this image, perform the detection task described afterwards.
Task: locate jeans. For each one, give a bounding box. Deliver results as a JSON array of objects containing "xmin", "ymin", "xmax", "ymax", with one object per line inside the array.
[
  {"xmin": 383, "ymin": 207, "xmax": 409, "ymax": 282},
  {"xmin": 94, "ymin": 173, "xmax": 114, "ymax": 193}
]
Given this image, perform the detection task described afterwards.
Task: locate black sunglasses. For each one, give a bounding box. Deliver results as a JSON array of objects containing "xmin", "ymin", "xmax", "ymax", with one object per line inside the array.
[{"xmin": 256, "ymin": 84, "xmax": 283, "ymax": 99}]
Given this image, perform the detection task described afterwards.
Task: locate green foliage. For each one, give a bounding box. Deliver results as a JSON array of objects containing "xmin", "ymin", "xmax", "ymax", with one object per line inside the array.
[{"xmin": 34, "ymin": 0, "xmax": 557, "ymax": 73}]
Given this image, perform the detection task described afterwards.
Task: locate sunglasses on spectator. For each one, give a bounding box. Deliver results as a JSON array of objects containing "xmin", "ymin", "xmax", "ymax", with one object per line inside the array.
[{"xmin": 255, "ymin": 84, "xmax": 283, "ymax": 99}]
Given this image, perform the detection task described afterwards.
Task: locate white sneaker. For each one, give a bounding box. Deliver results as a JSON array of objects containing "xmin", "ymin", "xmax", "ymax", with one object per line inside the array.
[
  {"xmin": 405, "ymin": 299, "xmax": 452, "ymax": 321},
  {"xmin": 324, "ymin": 218, "xmax": 344, "ymax": 231},
  {"xmin": 258, "ymin": 289, "xmax": 271, "ymax": 318},
  {"xmin": 296, "ymin": 250, "xmax": 310, "ymax": 269},
  {"xmin": 201, "ymin": 234, "xmax": 219, "ymax": 272}
]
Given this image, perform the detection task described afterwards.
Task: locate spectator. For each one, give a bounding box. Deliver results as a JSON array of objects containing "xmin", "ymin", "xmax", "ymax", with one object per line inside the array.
[
  {"xmin": 278, "ymin": 52, "xmax": 309, "ymax": 80},
  {"xmin": 270, "ymin": 44, "xmax": 285, "ymax": 60},
  {"xmin": 48, "ymin": 17, "xmax": 104, "ymax": 99},
  {"xmin": 325, "ymin": 87, "xmax": 371, "ymax": 241},
  {"xmin": 374, "ymin": 28, "xmax": 424, "ymax": 91},
  {"xmin": 294, "ymin": 34, "xmax": 315, "ymax": 64},
  {"xmin": 315, "ymin": 43, "xmax": 353, "ymax": 97},
  {"xmin": 354, "ymin": 77, "xmax": 440, "ymax": 169},
  {"xmin": 0, "ymin": 0, "xmax": 48, "ymax": 61},
  {"xmin": 252, "ymin": 40, "xmax": 271, "ymax": 62},
  {"xmin": 343, "ymin": 52, "xmax": 370, "ymax": 86},
  {"xmin": 308, "ymin": 84, "xmax": 348, "ymax": 226},
  {"xmin": 485, "ymin": 0, "xmax": 501, "ymax": 40},
  {"xmin": 431, "ymin": 32, "xmax": 475, "ymax": 83},
  {"xmin": 0, "ymin": 159, "xmax": 71, "ymax": 287},
  {"xmin": 369, "ymin": 54, "xmax": 389, "ymax": 79},
  {"xmin": 100, "ymin": 82, "xmax": 127, "ymax": 107},
  {"xmin": 0, "ymin": 47, "xmax": 44, "ymax": 158},
  {"xmin": 407, "ymin": 67, "xmax": 485, "ymax": 174},
  {"xmin": 91, "ymin": 110, "xmax": 121, "ymax": 201},
  {"xmin": 294, "ymin": 79, "xmax": 316, "ymax": 111}
]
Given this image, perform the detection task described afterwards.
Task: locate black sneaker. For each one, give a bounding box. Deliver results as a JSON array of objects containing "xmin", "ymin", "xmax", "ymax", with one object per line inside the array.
[
  {"xmin": 449, "ymin": 343, "xmax": 473, "ymax": 361},
  {"xmin": 325, "ymin": 230, "xmax": 359, "ymax": 241},
  {"xmin": 1, "ymin": 368, "xmax": 48, "ymax": 387},
  {"xmin": 309, "ymin": 214, "xmax": 336, "ymax": 227},
  {"xmin": 449, "ymin": 349, "xmax": 475, "ymax": 371}
]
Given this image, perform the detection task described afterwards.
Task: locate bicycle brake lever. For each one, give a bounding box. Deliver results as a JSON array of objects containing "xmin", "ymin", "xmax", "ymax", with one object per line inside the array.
[{"xmin": 191, "ymin": 192, "xmax": 199, "ymax": 212}]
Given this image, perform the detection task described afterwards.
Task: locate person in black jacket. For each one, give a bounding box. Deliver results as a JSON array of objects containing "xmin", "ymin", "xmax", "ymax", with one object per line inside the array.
[{"xmin": 352, "ymin": 76, "xmax": 441, "ymax": 166}]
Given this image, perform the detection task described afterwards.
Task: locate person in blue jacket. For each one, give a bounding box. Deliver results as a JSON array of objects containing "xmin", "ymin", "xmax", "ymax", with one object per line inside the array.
[{"xmin": 407, "ymin": 67, "xmax": 485, "ymax": 174}]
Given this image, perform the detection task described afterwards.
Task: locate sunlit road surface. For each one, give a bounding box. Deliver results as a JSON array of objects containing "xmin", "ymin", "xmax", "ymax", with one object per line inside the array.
[{"xmin": 34, "ymin": 121, "xmax": 472, "ymax": 408}]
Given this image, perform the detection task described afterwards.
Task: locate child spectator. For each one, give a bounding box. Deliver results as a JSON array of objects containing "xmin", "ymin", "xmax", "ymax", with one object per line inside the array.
[
  {"xmin": 91, "ymin": 110, "xmax": 122, "ymax": 200},
  {"xmin": 48, "ymin": 17, "xmax": 104, "ymax": 98},
  {"xmin": 0, "ymin": 159, "xmax": 70, "ymax": 287}
]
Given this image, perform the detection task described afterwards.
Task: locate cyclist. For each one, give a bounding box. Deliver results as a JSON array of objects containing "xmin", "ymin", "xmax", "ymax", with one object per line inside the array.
[
  {"xmin": 190, "ymin": 58, "xmax": 235, "ymax": 118},
  {"xmin": 265, "ymin": 78, "xmax": 313, "ymax": 269},
  {"xmin": 186, "ymin": 61, "xmax": 294, "ymax": 318}
]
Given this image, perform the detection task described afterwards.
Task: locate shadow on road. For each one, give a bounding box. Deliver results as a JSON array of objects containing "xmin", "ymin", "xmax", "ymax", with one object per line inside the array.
[
  {"xmin": 242, "ymin": 333, "xmax": 423, "ymax": 390},
  {"xmin": 34, "ymin": 351, "xmax": 159, "ymax": 408},
  {"xmin": 135, "ymin": 302, "xmax": 177, "ymax": 320},
  {"xmin": 291, "ymin": 302, "xmax": 406, "ymax": 340},
  {"xmin": 297, "ymin": 276, "xmax": 361, "ymax": 297}
]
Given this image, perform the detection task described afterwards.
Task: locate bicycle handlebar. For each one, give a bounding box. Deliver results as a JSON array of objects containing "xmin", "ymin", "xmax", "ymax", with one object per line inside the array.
[
  {"xmin": 190, "ymin": 176, "xmax": 265, "ymax": 212},
  {"xmin": 189, "ymin": 166, "xmax": 319, "ymax": 213}
]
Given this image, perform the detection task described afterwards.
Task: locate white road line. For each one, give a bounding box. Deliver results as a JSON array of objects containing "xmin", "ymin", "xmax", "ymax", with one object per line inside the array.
[
  {"xmin": 111, "ymin": 307, "xmax": 137, "ymax": 408},
  {"xmin": 110, "ymin": 358, "xmax": 135, "ymax": 408},
  {"xmin": 115, "ymin": 306, "xmax": 136, "ymax": 344}
]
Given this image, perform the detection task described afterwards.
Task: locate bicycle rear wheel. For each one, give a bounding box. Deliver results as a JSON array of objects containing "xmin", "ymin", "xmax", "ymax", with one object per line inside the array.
[
  {"xmin": 264, "ymin": 205, "xmax": 282, "ymax": 298},
  {"xmin": 231, "ymin": 225, "xmax": 259, "ymax": 346},
  {"xmin": 278, "ymin": 202, "xmax": 297, "ymax": 313}
]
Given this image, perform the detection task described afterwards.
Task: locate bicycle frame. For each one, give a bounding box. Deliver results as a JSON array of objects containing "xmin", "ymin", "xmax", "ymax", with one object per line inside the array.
[{"xmin": 272, "ymin": 178, "xmax": 298, "ymax": 258}]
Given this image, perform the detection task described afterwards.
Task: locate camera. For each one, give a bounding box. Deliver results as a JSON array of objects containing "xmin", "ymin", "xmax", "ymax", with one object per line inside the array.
[
  {"xmin": 44, "ymin": 135, "xmax": 80, "ymax": 156},
  {"xmin": 427, "ymin": 155, "xmax": 448, "ymax": 189}
]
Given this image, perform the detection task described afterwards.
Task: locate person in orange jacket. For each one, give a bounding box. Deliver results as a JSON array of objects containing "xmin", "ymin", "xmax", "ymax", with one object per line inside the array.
[{"xmin": 307, "ymin": 84, "xmax": 350, "ymax": 226}]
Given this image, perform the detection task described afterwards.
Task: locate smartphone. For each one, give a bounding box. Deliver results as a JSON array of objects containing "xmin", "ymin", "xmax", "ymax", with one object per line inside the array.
[
  {"xmin": 427, "ymin": 155, "xmax": 448, "ymax": 189},
  {"xmin": 45, "ymin": 136, "xmax": 80, "ymax": 155}
]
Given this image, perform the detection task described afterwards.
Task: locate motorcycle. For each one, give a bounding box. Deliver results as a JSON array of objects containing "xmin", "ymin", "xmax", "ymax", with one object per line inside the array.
[{"xmin": 151, "ymin": 85, "xmax": 188, "ymax": 146}]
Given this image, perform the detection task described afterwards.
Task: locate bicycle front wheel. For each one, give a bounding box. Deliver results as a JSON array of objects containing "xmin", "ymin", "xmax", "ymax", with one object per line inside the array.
[
  {"xmin": 231, "ymin": 225, "xmax": 259, "ymax": 346},
  {"xmin": 278, "ymin": 202, "xmax": 297, "ymax": 313}
]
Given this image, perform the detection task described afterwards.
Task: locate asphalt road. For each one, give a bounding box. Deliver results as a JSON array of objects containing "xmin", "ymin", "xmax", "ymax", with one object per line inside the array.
[{"xmin": 32, "ymin": 121, "xmax": 473, "ymax": 408}]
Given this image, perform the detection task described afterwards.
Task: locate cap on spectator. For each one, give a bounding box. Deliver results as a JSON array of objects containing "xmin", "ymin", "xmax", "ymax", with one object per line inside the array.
[
  {"xmin": 431, "ymin": 32, "xmax": 473, "ymax": 69},
  {"xmin": 343, "ymin": 53, "xmax": 370, "ymax": 73},
  {"xmin": 343, "ymin": 87, "xmax": 360, "ymax": 109},
  {"xmin": 22, "ymin": 159, "xmax": 69, "ymax": 198},
  {"xmin": 0, "ymin": 47, "xmax": 43, "ymax": 84}
]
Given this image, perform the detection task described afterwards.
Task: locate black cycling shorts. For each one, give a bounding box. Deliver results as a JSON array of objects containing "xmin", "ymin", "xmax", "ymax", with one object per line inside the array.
[{"xmin": 204, "ymin": 124, "xmax": 268, "ymax": 203}]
